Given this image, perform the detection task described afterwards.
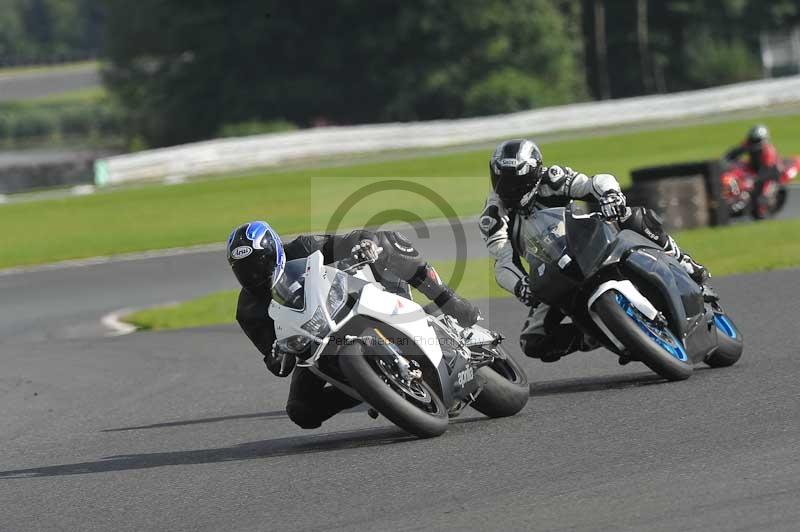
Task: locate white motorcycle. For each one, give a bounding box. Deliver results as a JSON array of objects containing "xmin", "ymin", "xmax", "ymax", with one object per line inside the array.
[{"xmin": 269, "ymin": 250, "xmax": 529, "ymax": 438}]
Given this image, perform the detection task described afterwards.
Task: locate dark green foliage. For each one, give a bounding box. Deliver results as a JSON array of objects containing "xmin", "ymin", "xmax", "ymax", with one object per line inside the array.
[
  {"xmin": 0, "ymin": 99, "xmax": 124, "ymax": 144},
  {"xmin": 218, "ymin": 120, "xmax": 296, "ymax": 138},
  {"xmin": 8, "ymin": 1, "xmax": 797, "ymax": 149},
  {"xmin": 103, "ymin": 0, "xmax": 586, "ymax": 147},
  {"xmin": 0, "ymin": 0, "xmax": 104, "ymax": 65},
  {"xmin": 684, "ymin": 33, "xmax": 762, "ymax": 88},
  {"xmin": 10, "ymin": 108, "xmax": 54, "ymax": 138},
  {"xmin": 583, "ymin": 0, "xmax": 800, "ymax": 99}
]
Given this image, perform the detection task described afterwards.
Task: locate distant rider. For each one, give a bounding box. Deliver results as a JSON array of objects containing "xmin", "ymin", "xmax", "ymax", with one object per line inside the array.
[
  {"xmin": 479, "ymin": 139, "xmax": 715, "ymax": 364},
  {"xmin": 724, "ymin": 124, "xmax": 780, "ymax": 178},
  {"xmin": 226, "ymin": 222, "xmax": 479, "ymax": 429}
]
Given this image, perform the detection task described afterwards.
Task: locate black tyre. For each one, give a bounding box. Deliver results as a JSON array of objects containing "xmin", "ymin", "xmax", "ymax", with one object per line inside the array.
[
  {"xmin": 470, "ymin": 346, "xmax": 529, "ymax": 418},
  {"xmin": 751, "ymin": 181, "xmax": 779, "ymax": 220},
  {"xmin": 339, "ymin": 342, "xmax": 448, "ymax": 439},
  {"xmin": 593, "ymin": 291, "xmax": 693, "ymax": 381},
  {"xmin": 775, "ymin": 187, "xmax": 788, "ymax": 213},
  {"xmin": 705, "ymin": 313, "xmax": 743, "ymax": 368}
]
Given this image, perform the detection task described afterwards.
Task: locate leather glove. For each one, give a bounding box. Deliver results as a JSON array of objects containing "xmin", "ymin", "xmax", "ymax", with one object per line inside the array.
[
  {"xmin": 514, "ymin": 278, "xmax": 536, "ymax": 307},
  {"xmin": 350, "ymin": 240, "xmax": 382, "ymax": 265},
  {"xmin": 439, "ymin": 293, "xmax": 481, "ymax": 327},
  {"xmin": 264, "ymin": 341, "xmax": 296, "ymax": 377},
  {"xmin": 600, "ymin": 191, "xmax": 628, "ymax": 221}
]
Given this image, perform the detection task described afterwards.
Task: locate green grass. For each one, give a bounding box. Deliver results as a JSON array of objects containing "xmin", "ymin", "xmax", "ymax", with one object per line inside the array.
[
  {"xmin": 125, "ymin": 217, "xmax": 800, "ymax": 331},
  {"xmin": 0, "ymin": 86, "xmax": 107, "ymax": 108},
  {"xmin": 127, "ymin": 291, "xmax": 241, "ymax": 331},
  {"xmin": 24, "ymin": 86, "xmax": 107, "ymax": 105},
  {"xmin": 3, "ymin": 112, "xmax": 800, "ymax": 269}
]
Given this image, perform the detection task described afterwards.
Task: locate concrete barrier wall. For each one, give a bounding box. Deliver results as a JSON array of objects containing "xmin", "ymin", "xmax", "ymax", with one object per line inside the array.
[{"xmin": 96, "ymin": 75, "xmax": 800, "ymax": 186}]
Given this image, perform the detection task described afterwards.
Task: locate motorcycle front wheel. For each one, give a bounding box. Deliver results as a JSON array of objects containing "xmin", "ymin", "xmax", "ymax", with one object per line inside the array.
[
  {"xmin": 593, "ymin": 291, "xmax": 693, "ymax": 381},
  {"xmin": 339, "ymin": 340, "xmax": 448, "ymax": 439}
]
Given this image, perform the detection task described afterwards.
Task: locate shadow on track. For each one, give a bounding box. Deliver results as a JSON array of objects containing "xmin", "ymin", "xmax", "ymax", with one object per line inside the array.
[
  {"xmin": 0, "ymin": 425, "xmax": 416, "ymax": 479},
  {"xmin": 528, "ymin": 367, "xmax": 714, "ymax": 397},
  {"xmin": 529, "ymin": 372, "xmax": 666, "ymax": 396},
  {"xmin": 102, "ymin": 410, "xmax": 291, "ymax": 432},
  {"xmin": 0, "ymin": 415, "xmax": 486, "ymax": 480},
  {"xmin": 102, "ymin": 404, "xmax": 375, "ymax": 432}
]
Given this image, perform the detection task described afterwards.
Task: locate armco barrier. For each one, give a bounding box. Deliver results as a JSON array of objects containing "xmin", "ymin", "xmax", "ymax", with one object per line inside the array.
[
  {"xmin": 96, "ymin": 75, "xmax": 800, "ymax": 186},
  {"xmin": 0, "ymin": 150, "xmax": 107, "ymax": 194}
]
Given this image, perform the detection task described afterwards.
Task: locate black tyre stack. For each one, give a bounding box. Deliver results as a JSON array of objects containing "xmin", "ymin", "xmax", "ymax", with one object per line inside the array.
[{"xmin": 627, "ymin": 161, "xmax": 729, "ymax": 230}]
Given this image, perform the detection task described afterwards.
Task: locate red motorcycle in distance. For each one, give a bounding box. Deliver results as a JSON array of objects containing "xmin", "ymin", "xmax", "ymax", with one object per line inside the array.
[{"xmin": 720, "ymin": 156, "xmax": 799, "ymax": 219}]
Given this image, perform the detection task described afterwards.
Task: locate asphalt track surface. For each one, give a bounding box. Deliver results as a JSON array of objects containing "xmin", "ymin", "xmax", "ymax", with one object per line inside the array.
[
  {"xmin": 0, "ymin": 64, "xmax": 99, "ymax": 102},
  {"xmin": 2, "ymin": 204, "xmax": 800, "ymax": 530}
]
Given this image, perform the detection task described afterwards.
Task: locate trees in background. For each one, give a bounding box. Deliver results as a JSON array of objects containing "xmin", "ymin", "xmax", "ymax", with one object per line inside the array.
[
  {"xmin": 583, "ymin": 0, "xmax": 800, "ymax": 99},
  {"xmin": 0, "ymin": 0, "xmax": 103, "ymax": 65},
  {"xmin": 18, "ymin": 0, "xmax": 786, "ymax": 148},
  {"xmin": 102, "ymin": 0, "xmax": 586, "ymax": 147}
]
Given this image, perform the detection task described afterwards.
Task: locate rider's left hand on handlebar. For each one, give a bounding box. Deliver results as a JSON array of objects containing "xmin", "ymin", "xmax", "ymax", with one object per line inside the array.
[
  {"xmin": 600, "ymin": 191, "xmax": 629, "ymax": 221},
  {"xmin": 265, "ymin": 341, "xmax": 297, "ymax": 377},
  {"xmin": 351, "ymin": 240, "xmax": 382, "ymax": 265}
]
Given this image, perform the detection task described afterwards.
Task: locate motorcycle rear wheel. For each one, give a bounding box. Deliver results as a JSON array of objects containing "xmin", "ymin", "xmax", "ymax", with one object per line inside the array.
[
  {"xmin": 470, "ymin": 345, "xmax": 529, "ymax": 418},
  {"xmin": 339, "ymin": 341, "xmax": 448, "ymax": 439},
  {"xmin": 705, "ymin": 313, "xmax": 743, "ymax": 368}
]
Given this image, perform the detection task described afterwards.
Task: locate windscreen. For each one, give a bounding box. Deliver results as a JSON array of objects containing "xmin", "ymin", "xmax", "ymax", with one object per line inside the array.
[
  {"xmin": 521, "ymin": 208, "xmax": 568, "ymax": 265},
  {"xmin": 272, "ymin": 258, "xmax": 307, "ymax": 310}
]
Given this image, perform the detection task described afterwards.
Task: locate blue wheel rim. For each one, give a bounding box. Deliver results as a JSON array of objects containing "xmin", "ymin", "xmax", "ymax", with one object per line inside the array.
[
  {"xmin": 615, "ymin": 293, "xmax": 688, "ymax": 362},
  {"xmin": 713, "ymin": 313, "xmax": 738, "ymax": 339}
]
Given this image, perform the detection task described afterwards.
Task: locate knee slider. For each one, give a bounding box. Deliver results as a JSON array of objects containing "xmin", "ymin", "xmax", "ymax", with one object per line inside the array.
[
  {"xmin": 520, "ymin": 333, "xmax": 548, "ymax": 358},
  {"xmin": 286, "ymin": 401, "xmax": 322, "ymax": 429}
]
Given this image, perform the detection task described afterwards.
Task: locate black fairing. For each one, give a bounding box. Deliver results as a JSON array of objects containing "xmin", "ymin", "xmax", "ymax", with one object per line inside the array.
[
  {"xmin": 527, "ymin": 258, "xmax": 580, "ymax": 308},
  {"xmin": 565, "ymin": 211, "xmax": 662, "ymax": 279},
  {"xmin": 623, "ymin": 249, "xmax": 704, "ymax": 337},
  {"xmin": 565, "ymin": 212, "xmax": 617, "ymax": 277}
]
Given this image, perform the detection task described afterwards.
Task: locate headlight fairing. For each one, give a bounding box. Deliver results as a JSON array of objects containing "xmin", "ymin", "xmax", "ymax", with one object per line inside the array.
[
  {"xmin": 326, "ymin": 272, "xmax": 348, "ymax": 317},
  {"xmin": 301, "ymin": 306, "xmax": 330, "ymax": 337},
  {"xmin": 278, "ymin": 334, "xmax": 314, "ymax": 360}
]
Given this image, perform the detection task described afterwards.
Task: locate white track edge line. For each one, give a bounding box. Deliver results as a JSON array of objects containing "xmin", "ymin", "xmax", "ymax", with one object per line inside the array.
[{"xmin": 101, "ymin": 308, "xmax": 138, "ymax": 336}]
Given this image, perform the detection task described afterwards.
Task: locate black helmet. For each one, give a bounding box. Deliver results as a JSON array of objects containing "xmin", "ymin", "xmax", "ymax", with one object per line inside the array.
[
  {"xmin": 226, "ymin": 221, "xmax": 286, "ymax": 297},
  {"xmin": 489, "ymin": 139, "xmax": 544, "ymax": 205},
  {"xmin": 747, "ymin": 124, "xmax": 770, "ymax": 146}
]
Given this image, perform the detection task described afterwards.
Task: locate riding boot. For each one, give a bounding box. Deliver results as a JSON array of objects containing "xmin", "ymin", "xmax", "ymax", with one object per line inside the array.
[
  {"xmin": 663, "ymin": 237, "xmax": 718, "ymax": 302},
  {"xmin": 414, "ymin": 264, "xmax": 480, "ymax": 326}
]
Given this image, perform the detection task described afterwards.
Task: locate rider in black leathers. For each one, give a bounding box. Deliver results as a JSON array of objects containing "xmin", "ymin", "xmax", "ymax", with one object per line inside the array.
[
  {"xmin": 480, "ymin": 139, "xmax": 715, "ymax": 364},
  {"xmin": 227, "ymin": 223, "xmax": 479, "ymax": 429}
]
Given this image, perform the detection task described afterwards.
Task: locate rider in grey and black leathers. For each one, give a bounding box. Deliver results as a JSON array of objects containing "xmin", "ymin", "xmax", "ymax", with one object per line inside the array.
[{"xmin": 480, "ymin": 139, "xmax": 715, "ymax": 363}]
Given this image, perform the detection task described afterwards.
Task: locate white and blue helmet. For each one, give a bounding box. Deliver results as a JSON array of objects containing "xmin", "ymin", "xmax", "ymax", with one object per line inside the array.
[{"xmin": 227, "ymin": 221, "xmax": 286, "ymax": 295}]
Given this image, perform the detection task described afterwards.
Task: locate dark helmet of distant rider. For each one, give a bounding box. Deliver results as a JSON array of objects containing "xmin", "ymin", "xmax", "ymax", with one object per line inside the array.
[
  {"xmin": 747, "ymin": 124, "xmax": 770, "ymax": 148},
  {"xmin": 489, "ymin": 139, "xmax": 544, "ymax": 206},
  {"xmin": 226, "ymin": 221, "xmax": 286, "ymax": 297}
]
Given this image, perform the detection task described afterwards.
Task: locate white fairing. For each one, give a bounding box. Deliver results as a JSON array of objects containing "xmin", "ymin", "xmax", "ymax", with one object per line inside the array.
[
  {"xmin": 587, "ymin": 280, "xmax": 659, "ymax": 349},
  {"xmin": 268, "ymin": 250, "xmax": 444, "ymax": 368},
  {"xmin": 356, "ymin": 284, "xmax": 444, "ymax": 367},
  {"xmin": 268, "ymin": 251, "xmax": 332, "ymax": 340}
]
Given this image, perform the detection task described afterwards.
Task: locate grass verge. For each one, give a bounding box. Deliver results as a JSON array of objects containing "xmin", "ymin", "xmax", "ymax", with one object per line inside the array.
[
  {"xmin": 125, "ymin": 217, "xmax": 800, "ymax": 331},
  {"xmin": 2, "ymin": 112, "xmax": 800, "ymax": 269}
]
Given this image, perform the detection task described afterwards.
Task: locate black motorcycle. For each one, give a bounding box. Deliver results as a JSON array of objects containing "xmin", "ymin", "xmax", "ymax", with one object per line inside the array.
[{"xmin": 520, "ymin": 202, "xmax": 743, "ymax": 381}]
